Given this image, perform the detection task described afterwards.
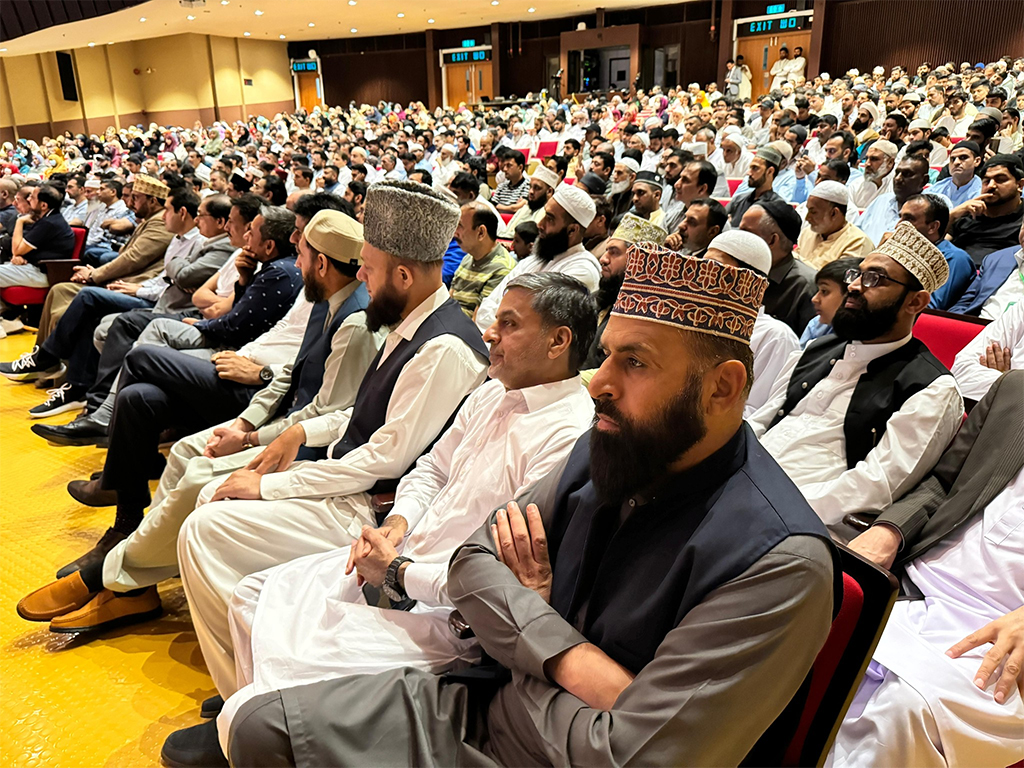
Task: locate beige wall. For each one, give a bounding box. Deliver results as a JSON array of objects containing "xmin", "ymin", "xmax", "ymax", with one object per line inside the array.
[{"xmin": 0, "ymin": 34, "xmax": 294, "ymax": 141}]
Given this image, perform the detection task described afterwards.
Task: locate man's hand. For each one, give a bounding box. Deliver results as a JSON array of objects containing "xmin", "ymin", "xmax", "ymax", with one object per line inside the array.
[
  {"xmin": 204, "ymin": 421, "xmax": 255, "ymax": 458},
  {"xmin": 794, "ymin": 155, "xmax": 816, "ymax": 179},
  {"xmin": 235, "ymin": 250, "xmax": 258, "ymax": 286},
  {"xmin": 490, "ymin": 501, "xmax": 552, "ymax": 603},
  {"xmin": 209, "ymin": 468, "xmax": 263, "ymax": 502},
  {"xmin": 847, "ymin": 523, "xmax": 902, "ymax": 570},
  {"xmin": 245, "ymin": 423, "xmax": 305, "ymax": 474},
  {"xmin": 665, "ymin": 232, "xmax": 684, "ymax": 251},
  {"xmin": 950, "ymin": 198, "xmax": 987, "ymax": 221},
  {"xmin": 71, "ymin": 264, "xmax": 95, "ymax": 284},
  {"xmin": 182, "ymin": 317, "xmax": 200, "ymax": 326},
  {"xmin": 10, "ymin": 254, "xmax": 27, "ymax": 266},
  {"xmin": 980, "ymin": 341, "xmax": 1012, "ymax": 372},
  {"xmin": 947, "ymin": 606, "xmax": 1024, "ymax": 705},
  {"xmin": 18, "ymin": 213, "xmax": 37, "ymax": 225},
  {"xmin": 100, "ymin": 217, "xmax": 116, "ymax": 229},
  {"xmin": 212, "ymin": 350, "xmax": 264, "ymax": 384},
  {"xmin": 345, "ymin": 525, "xmax": 400, "ymax": 587},
  {"xmin": 107, "ymin": 280, "xmax": 140, "ymax": 296}
]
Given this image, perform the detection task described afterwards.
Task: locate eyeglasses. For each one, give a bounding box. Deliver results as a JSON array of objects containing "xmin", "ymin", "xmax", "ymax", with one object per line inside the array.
[{"xmin": 844, "ymin": 268, "xmax": 911, "ymax": 289}]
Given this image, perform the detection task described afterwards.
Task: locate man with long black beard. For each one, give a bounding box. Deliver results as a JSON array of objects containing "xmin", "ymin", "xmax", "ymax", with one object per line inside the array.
[
  {"xmin": 497, "ymin": 164, "xmax": 557, "ymax": 238},
  {"xmin": 475, "ymin": 183, "xmax": 601, "ymax": 331},
  {"xmin": 750, "ymin": 222, "xmax": 965, "ymax": 534},
  {"xmin": 226, "ymin": 244, "xmax": 839, "ymax": 768},
  {"xmin": 581, "ymin": 213, "xmax": 667, "ymax": 373}
]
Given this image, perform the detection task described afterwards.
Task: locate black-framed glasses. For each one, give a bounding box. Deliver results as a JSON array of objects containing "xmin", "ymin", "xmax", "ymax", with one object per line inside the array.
[{"xmin": 844, "ymin": 268, "xmax": 911, "ymax": 289}]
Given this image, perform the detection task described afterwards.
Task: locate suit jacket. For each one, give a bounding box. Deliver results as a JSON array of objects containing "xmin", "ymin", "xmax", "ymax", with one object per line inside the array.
[
  {"xmin": 948, "ymin": 245, "xmax": 1019, "ymax": 316},
  {"xmin": 91, "ymin": 210, "xmax": 174, "ymax": 286},
  {"xmin": 876, "ymin": 370, "xmax": 1024, "ymax": 570}
]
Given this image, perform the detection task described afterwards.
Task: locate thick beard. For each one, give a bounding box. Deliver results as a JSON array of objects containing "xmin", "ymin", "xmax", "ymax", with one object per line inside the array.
[
  {"xmin": 596, "ymin": 272, "xmax": 624, "ymax": 310},
  {"xmin": 609, "ymin": 180, "xmax": 630, "ymax": 196},
  {"xmin": 527, "ymin": 195, "xmax": 546, "ymax": 211},
  {"xmin": 589, "ymin": 373, "xmax": 708, "ymax": 503},
  {"xmin": 365, "ymin": 273, "xmax": 406, "ymax": 332},
  {"xmin": 831, "ymin": 288, "xmax": 907, "ymax": 341},
  {"xmin": 535, "ymin": 225, "xmax": 570, "ymax": 262},
  {"xmin": 303, "ymin": 269, "xmax": 327, "ymax": 303},
  {"xmin": 852, "ymin": 117, "xmax": 870, "ymax": 133}
]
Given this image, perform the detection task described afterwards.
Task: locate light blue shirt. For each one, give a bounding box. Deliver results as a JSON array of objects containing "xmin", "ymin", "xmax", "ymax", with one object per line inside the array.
[
  {"xmin": 61, "ymin": 198, "xmax": 89, "ymax": 224},
  {"xmin": 929, "ymin": 239, "xmax": 977, "ymax": 310},
  {"xmin": 856, "ymin": 193, "xmax": 900, "ymax": 246},
  {"xmin": 799, "ymin": 316, "xmax": 832, "ymax": 348},
  {"xmin": 928, "ymin": 175, "xmax": 982, "ymax": 208}
]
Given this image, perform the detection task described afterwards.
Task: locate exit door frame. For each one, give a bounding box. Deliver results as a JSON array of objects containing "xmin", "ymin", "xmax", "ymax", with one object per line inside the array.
[
  {"xmin": 290, "ymin": 55, "xmax": 325, "ymax": 112},
  {"xmin": 731, "ymin": 10, "xmax": 814, "ymax": 59},
  {"xmin": 439, "ymin": 45, "xmax": 493, "ymax": 107}
]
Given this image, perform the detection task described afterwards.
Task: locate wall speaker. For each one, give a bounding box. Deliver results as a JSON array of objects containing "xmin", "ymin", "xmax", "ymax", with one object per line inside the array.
[{"xmin": 55, "ymin": 51, "xmax": 79, "ymax": 102}]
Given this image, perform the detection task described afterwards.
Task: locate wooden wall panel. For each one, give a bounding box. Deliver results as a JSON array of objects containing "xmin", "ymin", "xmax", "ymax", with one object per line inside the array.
[{"xmin": 320, "ymin": 50, "xmax": 428, "ymax": 108}]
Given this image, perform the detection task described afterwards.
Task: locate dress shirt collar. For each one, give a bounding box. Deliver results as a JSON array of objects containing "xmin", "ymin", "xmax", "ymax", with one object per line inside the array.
[
  {"xmin": 768, "ymin": 254, "xmax": 797, "ymax": 285},
  {"xmin": 844, "ymin": 332, "xmax": 913, "ymax": 364},
  {"xmin": 1015, "ymin": 248, "xmax": 1024, "ymax": 271},
  {"xmin": 510, "ymin": 375, "xmax": 584, "ymax": 413},
  {"xmin": 326, "ymin": 280, "xmax": 360, "ymax": 320},
  {"xmin": 176, "ymin": 226, "xmax": 202, "ymax": 243},
  {"xmin": 392, "ymin": 284, "xmax": 450, "ymax": 342}
]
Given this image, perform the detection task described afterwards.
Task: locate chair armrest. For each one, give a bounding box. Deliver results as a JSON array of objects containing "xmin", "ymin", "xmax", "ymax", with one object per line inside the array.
[
  {"xmin": 448, "ymin": 610, "xmax": 475, "ymax": 640},
  {"xmin": 40, "ymin": 260, "xmax": 80, "ymax": 286},
  {"xmin": 842, "ymin": 512, "xmax": 877, "ymax": 534},
  {"xmin": 371, "ymin": 493, "xmax": 396, "ymax": 517}
]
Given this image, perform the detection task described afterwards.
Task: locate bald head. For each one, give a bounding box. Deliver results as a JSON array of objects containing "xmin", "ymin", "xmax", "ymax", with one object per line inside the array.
[{"xmin": 0, "ymin": 178, "xmax": 17, "ymax": 203}]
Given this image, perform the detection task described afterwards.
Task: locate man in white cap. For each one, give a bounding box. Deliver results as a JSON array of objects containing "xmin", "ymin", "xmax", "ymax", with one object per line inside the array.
[
  {"xmin": 848, "ymin": 138, "xmax": 898, "ymax": 209},
  {"xmin": 431, "ymin": 143, "xmax": 459, "ymax": 192},
  {"xmin": 749, "ymin": 221, "xmax": 964, "ymax": 529},
  {"xmin": 906, "ymin": 118, "xmax": 949, "ymax": 167},
  {"xmin": 720, "ymin": 126, "xmax": 752, "ymax": 180},
  {"xmin": 797, "ymin": 180, "xmax": 874, "ymax": 269},
  {"xmin": 702, "ymin": 230, "xmax": 800, "ymax": 417},
  {"xmin": 857, "ymin": 154, "xmax": 931, "ymax": 246},
  {"xmin": 609, "ymin": 156, "xmax": 639, "ymax": 220},
  {"xmin": 725, "ymin": 144, "xmax": 785, "ymax": 228},
  {"xmin": 498, "ymin": 163, "xmax": 558, "ymax": 238},
  {"xmin": 852, "ymin": 101, "xmax": 881, "ymax": 147},
  {"xmin": 475, "ymin": 183, "xmax": 601, "ymax": 332}
]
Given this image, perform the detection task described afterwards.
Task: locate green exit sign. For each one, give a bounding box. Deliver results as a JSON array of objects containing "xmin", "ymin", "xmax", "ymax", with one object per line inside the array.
[{"xmin": 766, "ymin": 3, "xmax": 786, "ymax": 13}]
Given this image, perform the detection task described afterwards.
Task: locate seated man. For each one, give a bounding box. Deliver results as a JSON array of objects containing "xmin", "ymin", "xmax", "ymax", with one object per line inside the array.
[
  {"xmin": 173, "ymin": 180, "xmax": 489, "ymax": 701},
  {"xmin": 17, "ymin": 208, "xmax": 378, "ymax": 632},
  {"xmin": 831, "ymin": 370, "xmax": 1024, "ymax": 768},
  {"xmin": 450, "ymin": 202, "xmax": 516, "ymax": 319},
  {"xmin": 948, "ymin": 154, "xmax": 1024, "ymax": 267},
  {"xmin": 630, "ymin": 170, "xmax": 665, "ymax": 227},
  {"xmin": 797, "ymin": 181, "xmax": 874, "ymax": 270},
  {"xmin": 896, "ymin": 193, "xmax": 975, "ymax": 311},
  {"xmin": 0, "ymin": 183, "xmax": 75, "ymax": 313},
  {"xmin": 496, "ymin": 165, "xmax": 557, "ymax": 239},
  {"xmin": 948, "ymin": 221, "xmax": 1022, "ymax": 318},
  {"xmin": 928, "ymin": 140, "xmax": 983, "ymax": 207},
  {"xmin": 749, "ymin": 222, "xmax": 964, "ymax": 528},
  {"xmin": 226, "ymin": 249, "xmax": 838, "ymax": 768},
  {"xmin": 951, "ymin": 300, "xmax": 1023, "ymax": 403},
  {"xmin": 166, "ymin": 273, "xmax": 598, "ymax": 764},
  {"xmin": 664, "ymin": 196, "xmax": 725, "ymax": 259},
  {"xmin": 80, "ymin": 178, "xmax": 134, "ymax": 258},
  {"xmin": 475, "ymin": 185, "xmax": 600, "ymax": 332},
  {"xmin": 856, "ymin": 154, "xmax": 930, "ymax": 246}
]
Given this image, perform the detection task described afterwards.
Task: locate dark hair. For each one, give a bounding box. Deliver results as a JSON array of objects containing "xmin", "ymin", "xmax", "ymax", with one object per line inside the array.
[
  {"xmin": 101, "ymin": 179, "xmax": 124, "ymax": 198},
  {"xmin": 231, "ymin": 193, "xmax": 264, "ymax": 223},
  {"xmin": 68, "ymin": 172, "xmax": 88, "ymax": 190},
  {"xmin": 563, "ymin": 138, "xmax": 581, "ymax": 152},
  {"xmin": 816, "ymin": 256, "xmax": 861, "ymax": 286},
  {"xmin": 687, "ymin": 329, "xmax": 755, "ymax": 398},
  {"xmin": 620, "ymin": 148, "xmax": 643, "ymax": 164},
  {"xmin": 467, "ymin": 204, "xmax": 499, "ymax": 240},
  {"xmin": 669, "ymin": 148, "xmax": 695, "ymax": 165},
  {"xmin": 827, "ymin": 130, "xmax": 858, "ymax": 167},
  {"xmin": 203, "ymin": 193, "xmax": 232, "ymax": 221},
  {"xmin": 504, "ymin": 272, "xmax": 597, "ymax": 374},
  {"xmin": 885, "ymin": 112, "xmax": 909, "ymax": 131},
  {"xmin": 592, "ymin": 151, "xmax": 616, "ymax": 172},
  {"xmin": 794, "ymin": 96, "xmax": 809, "ymax": 110},
  {"xmin": 900, "ymin": 154, "xmax": 931, "ymax": 177},
  {"xmin": 591, "ymin": 195, "xmax": 613, "ymax": 228},
  {"xmin": 506, "ymin": 149, "xmax": 526, "ymax": 168},
  {"xmin": 687, "ymin": 160, "xmax": 718, "ymax": 193},
  {"xmin": 350, "ymin": 164, "xmax": 368, "ymax": 177},
  {"xmin": 348, "ymin": 180, "xmax": 368, "ymax": 201},
  {"xmin": 127, "ymin": 153, "xmax": 145, "ymax": 166},
  {"xmin": 514, "ymin": 220, "xmax": 539, "ymax": 243},
  {"xmin": 908, "ymin": 193, "xmax": 951, "ymax": 233},
  {"xmin": 262, "ymin": 174, "xmax": 287, "ymax": 206},
  {"xmin": 968, "ymin": 117, "xmax": 999, "ymax": 140},
  {"xmin": 816, "ymin": 114, "xmax": 839, "ymax": 129},
  {"xmin": 409, "ymin": 168, "xmax": 433, "ymax": 186},
  {"xmin": 257, "ymin": 205, "xmax": 297, "ymax": 259},
  {"xmin": 449, "ymin": 171, "xmax": 479, "ymax": 197},
  {"xmin": 169, "ymin": 187, "xmax": 201, "ymax": 218},
  {"xmin": 36, "ymin": 184, "xmax": 64, "ymax": 212},
  {"xmin": 686, "ymin": 197, "xmax": 728, "ymax": 232},
  {"xmin": 546, "ymin": 155, "xmax": 569, "ymax": 177},
  {"xmin": 294, "ymin": 166, "xmax": 314, "ymax": 182},
  {"xmin": 904, "ymin": 139, "xmax": 933, "ymax": 159},
  {"xmin": 293, "ymin": 192, "xmax": 346, "ymax": 222}
]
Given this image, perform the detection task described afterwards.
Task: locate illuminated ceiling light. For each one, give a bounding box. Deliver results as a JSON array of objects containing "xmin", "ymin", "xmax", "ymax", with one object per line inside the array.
[
  {"xmin": 221, "ymin": 0, "xmax": 230, "ymax": 4},
  {"xmin": 528, "ymin": 7, "xmax": 536, "ymax": 11},
  {"xmin": 88, "ymin": 41, "xmax": 96, "ymax": 47},
  {"xmin": 186, "ymin": 15, "xmax": 196, "ymax": 20},
  {"xmin": 348, "ymin": 0, "xmax": 357, "ymax": 5},
  {"xmin": 491, "ymin": 1, "xmax": 499, "ymax": 5},
  {"xmin": 254, "ymin": 9, "xmax": 264, "ymax": 16},
  {"xmin": 279, "ymin": 34, "xmax": 286, "ymax": 39},
  {"xmin": 428, "ymin": 18, "xmax": 435, "ymax": 23},
  {"xmin": 350, "ymin": 28, "xmax": 358, "ymax": 33},
  {"xmin": 308, "ymin": 22, "xmax": 315, "ymax": 26},
  {"xmin": 0, "ymin": 47, "xmax": 7, "ymax": 52},
  {"xmin": 139, "ymin": 17, "xmax": 147, "ymax": 22},
  {"xmin": 244, "ymin": 31, "xmax": 251, "ymax": 36}
]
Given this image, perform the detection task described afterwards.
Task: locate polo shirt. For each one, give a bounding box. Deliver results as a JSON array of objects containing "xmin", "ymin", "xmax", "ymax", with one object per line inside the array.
[
  {"xmin": 951, "ymin": 203, "xmax": 1024, "ymax": 266},
  {"xmin": 22, "ymin": 209, "xmax": 75, "ymax": 265},
  {"xmin": 450, "ymin": 243, "xmax": 517, "ymax": 318}
]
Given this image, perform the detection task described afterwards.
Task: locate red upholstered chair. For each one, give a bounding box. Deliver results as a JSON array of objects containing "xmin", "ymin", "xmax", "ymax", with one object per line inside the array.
[
  {"xmin": 520, "ymin": 148, "xmax": 531, "ymax": 164},
  {"xmin": 746, "ymin": 544, "xmax": 899, "ymax": 767},
  {"xmin": 499, "ymin": 212, "xmax": 514, "ymax": 226},
  {"xmin": 912, "ymin": 308, "xmax": 990, "ymax": 370},
  {"xmin": 727, "ymin": 177, "xmax": 744, "ymax": 196},
  {"xmin": 535, "ymin": 141, "xmax": 558, "ymax": 159},
  {"xmin": 0, "ymin": 226, "xmax": 86, "ymax": 320}
]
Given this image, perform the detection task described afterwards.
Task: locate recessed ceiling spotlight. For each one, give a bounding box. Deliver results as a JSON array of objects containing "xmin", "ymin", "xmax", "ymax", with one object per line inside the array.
[
  {"xmin": 280, "ymin": 34, "xmax": 286, "ymax": 39},
  {"xmin": 428, "ymin": 18, "xmax": 435, "ymax": 23},
  {"xmin": 88, "ymin": 42, "xmax": 96, "ymax": 46},
  {"xmin": 350, "ymin": 28, "xmax": 358, "ymax": 33},
  {"xmin": 254, "ymin": 9, "xmax": 264, "ymax": 16},
  {"xmin": 491, "ymin": 1, "xmax": 499, "ymax": 5},
  {"xmin": 186, "ymin": 15, "xmax": 195, "ymax": 20},
  {"xmin": 139, "ymin": 17, "xmax": 147, "ymax": 22},
  {"xmin": 397, "ymin": 13, "xmax": 405, "ymax": 18},
  {"xmin": 528, "ymin": 7, "xmax": 536, "ymax": 11},
  {"xmin": 244, "ymin": 31, "xmax": 251, "ymax": 36},
  {"xmin": 220, "ymin": 0, "xmax": 230, "ymax": 5},
  {"xmin": 0, "ymin": 47, "xmax": 7, "ymax": 52},
  {"xmin": 348, "ymin": 0, "xmax": 357, "ymax": 5},
  {"xmin": 308, "ymin": 22, "xmax": 315, "ymax": 27}
]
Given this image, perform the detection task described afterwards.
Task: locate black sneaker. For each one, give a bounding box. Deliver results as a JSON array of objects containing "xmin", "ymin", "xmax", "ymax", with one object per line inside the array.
[
  {"xmin": 0, "ymin": 346, "xmax": 65, "ymax": 382},
  {"xmin": 29, "ymin": 383, "xmax": 88, "ymax": 419}
]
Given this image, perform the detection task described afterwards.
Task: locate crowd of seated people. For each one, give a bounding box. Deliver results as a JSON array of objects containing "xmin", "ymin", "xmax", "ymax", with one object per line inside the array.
[{"xmin": 0, "ymin": 51, "xmax": 1023, "ymax": 768}]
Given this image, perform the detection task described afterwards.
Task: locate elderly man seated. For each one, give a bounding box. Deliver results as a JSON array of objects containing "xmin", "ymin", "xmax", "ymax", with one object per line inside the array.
[
  {"xmin": 225, "ymin": 245, "xmax": 838, "ymax": 768},
  {"xmin": 749, "ymin": 222, "xmax": 964, "ymax": 530}
]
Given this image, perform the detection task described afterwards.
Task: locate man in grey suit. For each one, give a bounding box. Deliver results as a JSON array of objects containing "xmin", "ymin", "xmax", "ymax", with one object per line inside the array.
[{"xmin": 832, "ymin": 370, "xmax": 1024, "ymax": 768}]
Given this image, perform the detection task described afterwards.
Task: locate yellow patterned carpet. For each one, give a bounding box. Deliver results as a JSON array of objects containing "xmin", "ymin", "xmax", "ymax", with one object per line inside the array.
[{"xmin": 0, "ymin": 332, "xmax": 214, "ymax": 768}]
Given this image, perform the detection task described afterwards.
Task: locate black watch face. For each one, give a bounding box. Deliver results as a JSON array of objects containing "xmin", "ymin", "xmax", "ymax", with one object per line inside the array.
[{"xmin": 260, "ymin": 367, "xmax": 272, "ymax": 381}]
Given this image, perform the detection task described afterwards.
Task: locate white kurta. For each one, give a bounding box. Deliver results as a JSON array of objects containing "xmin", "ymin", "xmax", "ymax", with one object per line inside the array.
[
  {"xmin": 747, "ymin": 308, "xmax": 801, "ymax": 419},
  {"xmin": 178, "ymin": 287, "xmax": 489, "ymax": 695},
  {"xmin": 848, "ymin": 170, "xmax": 894, "ymax": 210},
  {"xmin": 829, "ymin": 471, "xmax": 1024, "ymax": 768},
  {"xmin": 216, "ymin": 377, "xmax": 595, "ymax": 749},
  {"xmin": 951, "ymin": 301, "xmax": 1024, "ymax": 401},
  {"xmin": 474, "ymin": 243, "xmax": 601, "ymax": 332},
  {"xmin": 749, "ymin": 335, "xmax": 964, "ymax": 524},
  {"xmin": 980, "ymin": 248, "xmax": 1024, "ymax": 321}
]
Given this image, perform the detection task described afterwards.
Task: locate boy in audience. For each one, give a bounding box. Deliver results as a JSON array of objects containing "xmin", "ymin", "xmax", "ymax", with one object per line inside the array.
[{"xmin": 800, "ymin": 258, "xmax": 861, "ymax": 347}]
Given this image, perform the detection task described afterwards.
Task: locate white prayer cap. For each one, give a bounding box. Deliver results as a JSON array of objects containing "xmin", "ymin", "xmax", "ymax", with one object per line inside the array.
[
  {"xmin": 720, "ymin": 126, "xmax": 744, "ymax": 146},
  {"xmin": 644, "ymin": 116, "xmax": 662, "ymax": 129},
  {"xmin": 194, "ymin": 164, "xmax": 211, "ymax": 183},
  {"xmin": 553, "ymin": 183, "xmax": 596, "ymax": 228},
  {"xmin": 409, "ymin": 142, "xmax": 423, "ymax": 152},
  {"xmin": 909, "ymin": 118, "xmax": 931, "ymax": 131},
  {"xmin": 636, "ymin": 133, "xmax": 650, "ymax": 148},
  {"xmin": 441, "ymin": 143, "xmax": 456, "ymax": 154},
  {"xmin": 531, "ymin": 165, "xmax": 560, "ymax": 190},
  {"xmin": 808, "ymin": 180, "xmax": 850, "ymax": 206},
  {"xmin": 248, "ymin": 167, "xmax": 264, "ymax": 179},
  {"xmin": 871, "ymin": 139, "xmax": 899, "ymax": 159},
  {"xmin": 84, "ymin": 178, "xmax": 101, "ymax": 189},
  {"xmin": 688, "ymin": 82, "xmax": 700, "ymax": 89},
  {"xmin": 860, "ymin": 101, "xmax": 880, "ymax": 124},
  {"xmin": 706, "ymin": 230, "xmax": 772, "ymax": 275},
  {"xmin": 820, "ymin": 72, "xmax": 831, "ymax": 80},
  {"xmin": 873, "ymin": 66, "xmax": 885, "ymax": 75},
  {"xmin": 616, "ymin": 157, "xmax": 640, "ymax": 174}
]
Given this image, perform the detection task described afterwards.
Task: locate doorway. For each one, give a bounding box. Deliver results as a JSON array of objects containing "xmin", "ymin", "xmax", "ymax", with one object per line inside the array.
[
  {"xmin": 735, "ymin": 30, "xmax": 811, "ymax": 100},
  {"xmin": 443, "ymin": 61, "xmax": 494, "ymax": 105},
  {"xmin": 296, "ymin": 72, "xmax": 321, "ymax": 114}
]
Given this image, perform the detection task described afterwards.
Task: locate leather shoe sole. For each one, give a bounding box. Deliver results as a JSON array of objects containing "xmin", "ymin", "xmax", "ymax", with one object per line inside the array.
[
  {"xmin": 49, "ymin": 587, "xmax": 162, "ymax": 634},
  {"xmin": 67, "ymin": 478, "xmax": 118, "ymax": 507},
  {"xmin": 31, "ymin": 421, "xmax": 109, "ymax": 447},
  {"xmin": 17, "ymin": 572, "xmax": 97, "ymax": 622}
]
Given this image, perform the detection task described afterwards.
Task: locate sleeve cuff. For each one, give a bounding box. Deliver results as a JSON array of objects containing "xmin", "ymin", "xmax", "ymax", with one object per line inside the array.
[
  {"xmin": 259, "ymin": 472, "xmax": 294, "ymax": 500},
  {"xmin": 513, "ymin": 611, "xmax": 589, "ymax": 682},
  {"xmin": 402, "ymin": 562, "xmax": 443, "ymax": 605}
]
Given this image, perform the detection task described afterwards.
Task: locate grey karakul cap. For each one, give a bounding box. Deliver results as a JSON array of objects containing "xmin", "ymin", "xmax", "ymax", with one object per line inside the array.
[{"xmin": 362, "ymin": 179, "xmax": 460, "ymax": 263}]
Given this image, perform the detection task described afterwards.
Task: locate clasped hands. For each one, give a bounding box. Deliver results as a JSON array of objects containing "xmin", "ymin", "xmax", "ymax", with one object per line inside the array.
[{"xmin": 208, "ymin": 423, "xmax": 306, "ymax": 501}]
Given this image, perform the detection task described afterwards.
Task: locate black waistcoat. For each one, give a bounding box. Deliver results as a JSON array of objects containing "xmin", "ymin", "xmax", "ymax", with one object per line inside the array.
[
  {"xmin": 768, "ymin": 334, "xmax": 950, "ymax": 468},
  {"xmin": 328, "ymin": 297, "xmax": 488, "ymax": 498}
]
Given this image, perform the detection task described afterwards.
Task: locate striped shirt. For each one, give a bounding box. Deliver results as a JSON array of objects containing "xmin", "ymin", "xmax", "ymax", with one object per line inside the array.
[
  {"xmin": 492, "ymin": 176, "xmax": 529, "ymax": 207},
  {"xmin": 451, "ymin": 243, "xmax": 517, "ymax": 318}
]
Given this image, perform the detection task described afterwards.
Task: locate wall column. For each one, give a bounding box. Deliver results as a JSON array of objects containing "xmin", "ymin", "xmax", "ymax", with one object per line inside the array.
[
  {"xmin": 490, "ymin": 22, "xmax": 502, "ymax": 99},
  {"xmin": 35, "ymin": 54, "xmax": 55, "ymax": 137},
  {"xmin": 808, "ymin": 0, "xmax": 828, "ymax": 79},
  {"xmin": 103, "ymin": 45, "xmax": 122, "ymax": 130},
  {"xmin": 716, "ymin": 0, "xmax": 734, "ymax": 84},
  {"xmin": 425, "ymin": 29, "xmax": 441, "ymax": 109}
]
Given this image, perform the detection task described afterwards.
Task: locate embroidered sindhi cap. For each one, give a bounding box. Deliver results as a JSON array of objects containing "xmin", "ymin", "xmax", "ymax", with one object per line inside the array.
[
  {"xmin": 132, "ymin": 174, "xmax": 169, "ymax": 200},
  {"xmin": 612, "ymin": 242, "xmax": 768, "ymax": 345},
  {"xmin": 874, "ymin": 221, "xmax": 949, "ymax": 294},
  {"xmin": 363, "ymin": 179, "xmax": 460, "ymax": 263},
  {"xmin": 609, "ymin": 213, "xmax": 668, "ymax": 246}
]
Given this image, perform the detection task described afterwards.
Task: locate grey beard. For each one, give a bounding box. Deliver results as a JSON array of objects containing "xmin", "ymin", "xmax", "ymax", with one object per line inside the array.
[{"xmin": 609, "ymin": 180, "xmax": 629, "ymax": 196}]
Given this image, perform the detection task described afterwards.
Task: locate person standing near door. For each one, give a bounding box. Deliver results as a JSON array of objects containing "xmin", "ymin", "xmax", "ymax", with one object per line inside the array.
[{"xmin": 770, "ymin": 47, "xmax": 792, "ymax": 90}]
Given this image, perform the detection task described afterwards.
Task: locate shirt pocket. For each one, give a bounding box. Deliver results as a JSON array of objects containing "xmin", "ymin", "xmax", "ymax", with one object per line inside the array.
[{"xmin": 983, "ymin": 502, "xmax": 1024, "ymax": 547}]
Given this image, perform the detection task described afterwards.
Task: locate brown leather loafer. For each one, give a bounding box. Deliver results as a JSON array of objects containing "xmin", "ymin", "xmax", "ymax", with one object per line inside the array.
[
  {"xmin": 55, "ymin": 527, "xmax": 128, "ymax": 580},
  {"xmin": 49, "ymin": 586, "xmax": 162, "ymax": 634},
  {"xmin": 67, "ymin": 478, "xmax": 118, "ymax": 507},
  {"xmin": 17, "ymin": 572, "xmax": 97, "ymax": 622}
]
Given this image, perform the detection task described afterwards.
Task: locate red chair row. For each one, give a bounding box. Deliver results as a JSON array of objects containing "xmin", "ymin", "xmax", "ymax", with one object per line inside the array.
[{"xmin": 0, "ymin": 226, "xmax": 87, "ymax": 316}]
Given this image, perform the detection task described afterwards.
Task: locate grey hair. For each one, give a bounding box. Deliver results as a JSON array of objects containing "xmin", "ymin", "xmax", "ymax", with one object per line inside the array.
[
  {"xmin": 505, "ymin": 272, "xmax": 597, "ymax": 374},
  {"xmin": 258, "ymin": 205, "xmax": 297, "ymax": 258}
]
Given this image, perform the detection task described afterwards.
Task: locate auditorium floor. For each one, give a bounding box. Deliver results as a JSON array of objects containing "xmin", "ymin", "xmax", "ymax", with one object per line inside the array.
[{"xmin": 0, "ymin": 333, "xmax": 214, "ymax": 768}]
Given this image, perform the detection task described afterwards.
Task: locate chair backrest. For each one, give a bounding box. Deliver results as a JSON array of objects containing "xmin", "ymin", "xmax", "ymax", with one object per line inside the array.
[
  {"xmin": 499, "ymin": 212, "xmax": 514, "ymax": 225},
  {"xmin": 727, "ymin": 177, "xmax": 744, "ymax": 196},
  {"xmin": 536, "ymin": 141, "xmax": 558, "ymax": 159},
  {"xmin": 912, "ymin": 308, "xmax": 990, "ymax": 369},
  {"xmin": 520, "ymin": 148, "xmax": 531, "ymax": 164},
  {"xmin": 745, "ymin": 544, "xmax": 898, "ymax": 767},
  {"xmin": 70, "ymin": 226, "xmax": 87, "ymax": 260}
]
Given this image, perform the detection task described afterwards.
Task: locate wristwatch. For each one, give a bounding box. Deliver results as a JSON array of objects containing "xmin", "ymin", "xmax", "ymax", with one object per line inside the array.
[
  {"xmin": 259, "ymin": 365, "xmax": 274, "ymax": 384},
  {"xmin": 382, "ymin": 556, "xmax": 414, "ymax": 601}
]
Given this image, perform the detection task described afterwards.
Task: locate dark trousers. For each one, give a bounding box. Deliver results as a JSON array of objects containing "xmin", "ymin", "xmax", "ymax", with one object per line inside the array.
[
  {"xmin": 40, "ymin": 286, "xmax": 152, "ymax": 390},
  {"xmin": 81, "ymin": 244, "xmax": 119, "ymax": 267},
  {"xmin": 100, "ymin": 345, "xmax": 261, "ymax": 515}
]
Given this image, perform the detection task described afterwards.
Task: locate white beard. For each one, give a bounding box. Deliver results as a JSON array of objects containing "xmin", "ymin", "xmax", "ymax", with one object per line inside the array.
[{"xmin": 610, "ymin": 180, "xmax": 629, "ymax": 196}]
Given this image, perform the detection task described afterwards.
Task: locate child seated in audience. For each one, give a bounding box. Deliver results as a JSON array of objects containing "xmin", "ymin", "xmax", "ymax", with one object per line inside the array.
[{"xmin": 799, "ymin": 257, "xmax": 861, "ymax": 347}]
